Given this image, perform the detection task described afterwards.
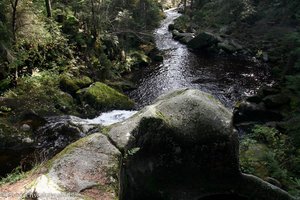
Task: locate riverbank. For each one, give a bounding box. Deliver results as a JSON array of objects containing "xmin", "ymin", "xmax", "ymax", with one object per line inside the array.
[{"xmin": 168, "ymin": 1, "xmax": 300, "ymax": 196}]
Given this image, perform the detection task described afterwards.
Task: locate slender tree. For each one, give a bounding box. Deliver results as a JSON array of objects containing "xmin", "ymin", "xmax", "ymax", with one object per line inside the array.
[
  {"xmin": 45, "ymin": 0, "xmax": 52, "ymax": 17},
  {"xmin": 10, "ymin": 0, "xmax": 19, "ymax": 42}
]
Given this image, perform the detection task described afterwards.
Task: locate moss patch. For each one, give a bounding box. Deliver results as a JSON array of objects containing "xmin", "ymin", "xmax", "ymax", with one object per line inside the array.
[
  {"xmin": 77, "ymin": 82, "xmax": 134, "ymax": 111},
  {"xmin": 60, "ymin": 74, "xmax": 93, "ymax": 95},
  {"xmin": 2, "ymin": 71, "xmax": 79, "ymax": 122}
]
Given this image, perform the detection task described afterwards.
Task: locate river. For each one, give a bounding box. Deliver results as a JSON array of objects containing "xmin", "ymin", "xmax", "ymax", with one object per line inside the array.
[{"xmin": 127, "ymin": 9, "xmax": 272, "ymax": 109}]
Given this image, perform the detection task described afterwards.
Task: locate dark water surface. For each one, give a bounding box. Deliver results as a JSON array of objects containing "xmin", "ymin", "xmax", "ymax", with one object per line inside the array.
[{"xmin": 128, "ymin": 10, "xmax": 272, "ymax": 109}]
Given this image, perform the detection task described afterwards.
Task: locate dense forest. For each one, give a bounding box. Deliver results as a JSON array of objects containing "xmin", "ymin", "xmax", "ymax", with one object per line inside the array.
[{"xmin": 0, "ymin": 0, "xmax": 300, "ymax": 199}]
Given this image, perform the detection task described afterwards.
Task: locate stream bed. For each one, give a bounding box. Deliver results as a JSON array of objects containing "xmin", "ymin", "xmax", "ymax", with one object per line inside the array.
[{"xmin": 127, "ymin": 9, "xmax": 272, "ymax": 109}]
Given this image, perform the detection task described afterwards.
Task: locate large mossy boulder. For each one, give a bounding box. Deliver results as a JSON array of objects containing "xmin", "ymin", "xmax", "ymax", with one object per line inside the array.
[
  {"xmin": 1, "ymin": 89, "xmax": 296, "ymax": 200},
  {"xmin": 77, "ymin": 82, "xmax": 134, "ymax": 111},
  {"xmin": 108, "ymin": 89, "xmax": 295, "ymax": 200},
  {"xmin": 24, "ymin": 133, "xmax": 121, "ymax": 200}
]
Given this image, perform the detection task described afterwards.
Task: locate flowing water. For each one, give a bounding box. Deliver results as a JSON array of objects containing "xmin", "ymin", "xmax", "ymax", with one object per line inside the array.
[{"xmin": 128, "ymin": 9, "xmax": 272, "ymax": 109}]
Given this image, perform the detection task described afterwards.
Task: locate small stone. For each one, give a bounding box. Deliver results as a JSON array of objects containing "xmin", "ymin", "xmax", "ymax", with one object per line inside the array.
[
  {"xmin": 22, "ymin": 137, "xmax": 34, "ymax": 144},
  {"xmin": 20, "ymin": 124, "xmax": 31, "ymax": 132},
  {"xmin": 263, "ymin": 52, "xmax": 269, "ymax": 62}
]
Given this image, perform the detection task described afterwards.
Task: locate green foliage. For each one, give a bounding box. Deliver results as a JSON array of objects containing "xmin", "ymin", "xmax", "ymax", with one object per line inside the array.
[
  {"xmin": 12, "ymin": 21, "xmax": 73, "ymax": 75},
  {"xmin": 240, "ymin": 125, "xmax": 300, "ymax": 195},
  {"xmin": 4, "ymin": 71, "xmax": 78, "ymax": 119},
  {"xmin": 0, "ymin": 166, "xmax": 26, "ymax": 185},
  {"xmin": 0, "ymin": 77, "xmax": 11, "ymax": 93},
  {"xmin": 60, "ymin": 74, "xmax": 93, "ymax": 95},
  {"xmin": 251, "ymin": 125, "xmax": 282, "ymax": 147}
]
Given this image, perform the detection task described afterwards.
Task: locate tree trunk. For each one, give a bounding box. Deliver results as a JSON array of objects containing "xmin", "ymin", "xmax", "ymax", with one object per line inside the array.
[
  {"xmin": 10, "ymin": 0, "xmax": 18, "ymax": 43},
  {"xmin": 90, "ymin": 0, "xmax": 98, "ymax": 47},
  {"xmin": 45, "ymin": 0, "xmax": 52, "ymax": 18}
]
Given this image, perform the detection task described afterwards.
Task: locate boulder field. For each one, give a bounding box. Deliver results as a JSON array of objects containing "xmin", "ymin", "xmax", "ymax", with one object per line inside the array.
[{"xmin": 0, "ymin": 89, "xmax": 297, "ymax": 200}]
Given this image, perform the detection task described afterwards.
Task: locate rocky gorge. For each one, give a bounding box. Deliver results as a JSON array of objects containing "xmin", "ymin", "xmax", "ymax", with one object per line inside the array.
[{"xmin": 0, "ymin": 4, "xmax": 299, "ymax": 199}]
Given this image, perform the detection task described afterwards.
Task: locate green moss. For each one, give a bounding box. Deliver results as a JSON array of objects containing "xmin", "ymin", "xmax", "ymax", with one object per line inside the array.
[
  {"xmin": 2, "ymin": 71, "xmax": 79, "ymax": 120},
  {"xmin": 240, "ymin": 139, "xmax": 270, "ymax": 177},
  {"xmin": 77, "ymin": 82, "xmax": 134, "ymax": 111},
  {"xmin": 45, "ymin": 134, "xmax": 93, "ymax": 169},
  {"xmin": 60, "ymin": 74, "xmax": 93, "ymax": 95},
  {"xmin": 100, "ymin": 126, "xmax": 112, "ymax": 136},
  {"xmin": 104, "ymin": 80, "xmax": 136, "ymax": 92}
]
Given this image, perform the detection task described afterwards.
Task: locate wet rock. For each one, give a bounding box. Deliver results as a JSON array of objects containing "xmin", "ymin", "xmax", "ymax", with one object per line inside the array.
[
  {"xmin": 246, "ymin": 95, "xmax": 262, "ymax": 104},
  {"xmin": 168, "ymin": 23, "xmax": 175, "ymax": 31},
  {"xmin": 179, "ymin": 34, "xmax": 195, "ymax": 44},
  {"xmin": 218, "ymin": 39, "xmax": 243, "ymax": 53},
  {"xmin": 172, "ymin": 30, "xmax": 194, "ymax": 44},
  {"xmin": 20, "ymin": 124, "xmax": 31, "ymax": 132},
  {"xmin": 152, "ymin": 54, "xmax": 164, "ymax": 62},
  {"xmin": 260, "ymin": 86, "xmax": 281, "ymax": 96},
  {"xmin": 35, "ymin": 115, "xmax": 96, "ymax": 159},
  {"xmin": 218, "ymin": 40, "xmax": 237, "ymax": 53},
  {"xmin": 263, "ymin": 94, "xmax": 290, "ymax": 109},
  {"xmin": 233, "ymin": 101, "xmax": 283, "ymax": 124},
  {"xmin": 148, "ymin": 47, "xmax": 164, "ymax": 62},
  {"xmin": 129, "ymin": 51, "xmax": 151, "ymax": 67},
  {"xmin": 187, "ymin": 31, "xmax": 221, "ymax": 50}
]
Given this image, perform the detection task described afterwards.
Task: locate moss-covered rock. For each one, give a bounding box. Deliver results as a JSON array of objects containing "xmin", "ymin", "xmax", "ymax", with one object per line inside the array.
[
  {"xmin": 1, "ymin": 89, "xmax": 296, "ymax": 200},
  {"xmin": 105, "ymin": 79, "xmax": 137, "ymax": 92},
  {"xmin": 107, "ymin": 88, "xmax": 295, "ymax": 200},
  {"xmin": 127, "ymin": 51, "xmax": 151, "ymax": 68},
  {"xmin": 24, "ymin": 133, "xmax": 121, "ymax": 200},
  {"xmin": 77, "ymin": 82, "xmax": 134, "ymax": 111},
  {"xmin": 59, "ymin": 74, "xmax": 93, "ymax": 95},
  {"xmin": 1, "ymin": 71, "xmax": 79, "ymax": 121}
]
